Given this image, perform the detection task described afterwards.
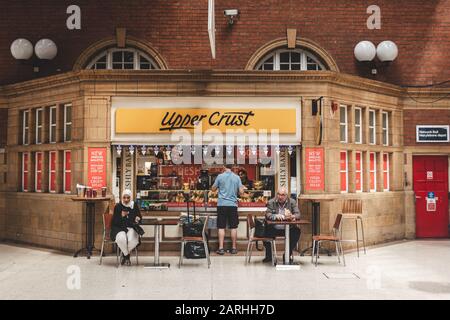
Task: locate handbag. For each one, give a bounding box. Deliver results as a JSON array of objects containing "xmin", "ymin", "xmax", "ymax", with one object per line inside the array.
[
  {"xmin": 254, "ymin": 218, "xmax": 266, "ymax": 238},
  {"xmin": 184, "ymin": 241, "xmax": 207, "ymax": 259}
]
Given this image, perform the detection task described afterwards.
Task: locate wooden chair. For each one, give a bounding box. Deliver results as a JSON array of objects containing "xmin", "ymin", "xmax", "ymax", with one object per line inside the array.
[
  {"xmin": 341, "ymin": 199, "xmax": 366, "ymax": 257},
  {"xmin": 99, "ymin": 203, "xmax": 139, "ymax": 267},
  {"xmin": 245, "ymin": 214, "xmax": 281, "ymax": 266},
  {"xmin": 179, "ymin": 215, "xmax": 211, "ymax": 268},
  {"xmin": 312, "ymin": 213, "xmax": 345, "ymax": 266}
]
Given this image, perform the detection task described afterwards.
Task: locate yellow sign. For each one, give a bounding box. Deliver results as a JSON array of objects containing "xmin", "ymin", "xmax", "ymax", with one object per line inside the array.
[{"xmin": 115, "ymin": 108, "xmax": 297, "ymax": 133}]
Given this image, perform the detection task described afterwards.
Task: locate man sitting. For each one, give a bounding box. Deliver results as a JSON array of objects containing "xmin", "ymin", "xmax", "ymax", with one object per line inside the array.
[{"xmin": 263, "ymin": 187, "xmax": 301, "ymax": 264}]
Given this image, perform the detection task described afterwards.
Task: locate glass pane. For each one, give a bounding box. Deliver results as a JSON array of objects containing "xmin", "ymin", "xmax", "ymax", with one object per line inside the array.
[
  {"xmin": 291, "ymin": 52, "xmax": 300, "ymax": 63},
  {"xmin": 383, "ymin": 113, "xmax": 388, "ymax": 128},
  {"xmin": 383, "ymin": 131, "xmax": 388, "ymax": 145},
  {"xmin": 262, "ymin": 63, "xmax": 273, "ymax": 70},
  {"xmin": 264, "ymin": 56, "xmax": 274, "ymax": 64},
  {"xmin": 65, "ymin": 105, "xmax": 72, "ymax": 123},
  {"xmin": 140, "ymin": 63, "xmax": 151, "ymax": 70},
  {"xmin": 24, "ymin": 128, "xmax": 29, "ymax": 144},
  {"xmin": 280, "ymin": 64, "xmax": 289, "ymax": 70},
  {"xmin": 37, "ymin": 129, "xmax": 42, "ymax": 143},
  {"xmin": 65, "ymin": 125, "xmax": 71, "ymax": 141},
  {"xmin": 355, "ymin": 128, "xmax": 361, "ymax": 143},
  {"xmin": 340, "ymin": 107, "xmax": 346, "ymax": 122},
  {"xmin": 95, "ymin": 63, "xmax": 107, "ymax": 70},
  {"xmin": 307, "ymin": 64, "xmax": 318, "ymax": 70},
  {"xmin": 51, "ymin": 108, "xmax": 56, "ymax": 125},
  {"xmin": 124, "ymin": 63, "xmax": 134, "ymax": 70},
  {"xmin": 112, "ymin": 51, "xmax": 123, "ymax": 63},
  {"xmin": 355, "ymin": 109, "xmax": 361, "ymax": 125},
  {"xmin": 307, "ymin": 56, "xmax": 316, "ymax": 63},
  {"xmin": 37, "ymin": 110, "xmax": 42, "ymax": 126},
  {"xmin": 370, "ymin": 129, "xmax": 375, "ymax": 144},
  {"xmin": 340, "ymin": 125, "xmax": 346, "ymax": 142},
  {"xmin": 291, "ymin": 64, "xmax": 301, "ymax": 70},
  {"xmin": 112, "ymin": 63, "xmax": 123, "ymax": 69},
  {"xmin": 140, "ymin": 55, "xmax": 149, "ymax": 64},
  {"xmin": 97, "ymin": 55, "xmax": 107, "ymax": 63},
  {"xmin": 124, "ymin": 51, "xmax": 134, "ymax": 63},
  {"xmin": 65, "ymin": 172, "xmax": 71, "ymax": 193},
  {"xmin": 369, "ymin": 111, "xmax": 375, "ymax": 126},
  {"xmin": 280, "ymin": 52, "xmax": 290, "ymax": 63}
]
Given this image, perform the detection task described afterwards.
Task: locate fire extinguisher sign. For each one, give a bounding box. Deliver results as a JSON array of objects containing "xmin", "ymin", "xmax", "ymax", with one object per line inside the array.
[{"xmin": 426, "ymin": 192, "xmax": 436, "ymax": 212}]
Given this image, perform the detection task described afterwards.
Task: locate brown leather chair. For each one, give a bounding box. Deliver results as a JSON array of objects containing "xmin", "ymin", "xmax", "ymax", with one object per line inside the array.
[
  {"xmin": 341, "ymin": 199, "xmax": 366, "ymax": 257},
  {"xmin": 312, "ymin": 213, "xmax": 345, "ymax": 266},
  {"xmin": 245, "ymin": 214, "xmax": 282, "ymax": 266}
]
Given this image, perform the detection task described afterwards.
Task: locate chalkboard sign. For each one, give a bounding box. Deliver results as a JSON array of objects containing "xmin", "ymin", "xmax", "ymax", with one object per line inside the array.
[{"xmin": 416, "ymin": 125, "xmax": 449, "ymax": 143}]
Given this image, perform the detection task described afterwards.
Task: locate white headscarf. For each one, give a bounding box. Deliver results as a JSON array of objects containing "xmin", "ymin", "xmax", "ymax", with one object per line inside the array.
[{"xmin": 121, "ymin": 189, "xmax": 134, "ymax": 209}]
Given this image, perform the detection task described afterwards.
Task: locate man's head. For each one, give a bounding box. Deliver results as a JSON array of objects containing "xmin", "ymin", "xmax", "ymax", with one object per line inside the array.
[
  {"xmin": 224, "ymin": 163, "xmax": 233, "ymax": 170},
  {"xmin": 276, "ymin": 187, "xmax": 288, "ymax": 203}
]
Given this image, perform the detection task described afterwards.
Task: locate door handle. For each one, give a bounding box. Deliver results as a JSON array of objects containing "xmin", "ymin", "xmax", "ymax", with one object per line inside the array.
[{"xmin": 415, "ymin": 196, "xmax": 422, "ymax": 199}]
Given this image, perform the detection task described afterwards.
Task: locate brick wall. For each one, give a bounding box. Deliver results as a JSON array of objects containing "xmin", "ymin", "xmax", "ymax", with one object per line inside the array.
[
  {"xmin": 404, "ymin": 109, "xmax": 450, "ymax": 146},
  {"xmin": 1, "ymin": 0, "xmax": 449, "ymax": 86}
]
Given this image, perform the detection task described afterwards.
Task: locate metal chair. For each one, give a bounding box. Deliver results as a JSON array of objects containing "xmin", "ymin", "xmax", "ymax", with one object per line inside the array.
[
  {"xmin": 99, "ymin": 211, "xmax": 139, "ymax": 267},
  {"xmin": 179, "ymin": 215, "xmax": 211, "ymax": 268},
  {"xmin": 312, "ymin": 213, "xmax": 345, "ymax": 266},
  {"xmin": 340, "ymin": 199, "xmax": 366, "ymax": 257},
  {"xmin": 245, "ymin": 214, "xmax": 279, "ymax": 266}
]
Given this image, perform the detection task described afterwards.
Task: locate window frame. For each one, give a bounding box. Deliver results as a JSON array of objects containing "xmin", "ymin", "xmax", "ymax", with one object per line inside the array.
[
  {"xmin": 355, "ymin": 151, "xmax": 363, "ymax": 193},
  {"xmin": 383, "ymin": 153, "xmax": 390, "ymax": 191},
  {"xmin": 86, "ymin": 48, "xmax": 159, "ymax": 70},
  {"xmin": 35, "ymin": 151, "xmax": 43, "ymax": 192},
  {"xmin": 354, "ymin": 107, "xmax": 362, "ymax": 144},
  {"xmin": 22, "ymin": 110, "xmax": 29, "ymax": 145},
  {"xmin": 382, "ymin": 111, "xmax": 389, "ymax": 146},
  {"xmin": 35, "ymin": 108, "xmax": 43, "ymax": 144},
  {"xmin": 22, "ymin": 152, "xmax": 29, "ymax": 192},
  {"xmin": 340, "ymin": 150, "xmax": 348, "ymax": 193},
  {"xmin": 49, "ymin": 151, "xmax": 57, "ymax": 193},
  {"xmin": 49, "ymin": 106, "xmax": 57, "ymax": 143},
  {"xmin": 340, "ymin": 105, "xmax": 348, "ymax": 143},
  {"xmin": 63, "ymin": 150, "xmax": 72, "ymax": 194},
  {"xmin": 369, "ymin": 109, "xmax": 376, "ymax": 145},
  {"xmin": 64, "ymin": 103, "xmax": 72, "ymax": 142},
  {"xmin": 255, "ymin": 49, "xmax": 325, "ymax": 71},
  {"xmin": 369, "ymin": 152, "xmax": 377, "ymax": 192}
]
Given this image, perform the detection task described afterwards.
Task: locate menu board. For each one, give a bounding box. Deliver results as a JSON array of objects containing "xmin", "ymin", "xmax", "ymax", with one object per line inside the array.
[
  {"xmin": 88, "ymin": 148, "xmax": 107, "ymax": 188},
  {"xmin": 305, "ymin": 147, "xmax": 324, "ymax": 191}
]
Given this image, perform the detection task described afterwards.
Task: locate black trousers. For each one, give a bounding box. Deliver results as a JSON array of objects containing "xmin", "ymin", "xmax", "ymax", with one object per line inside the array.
[{"xmin": 263, "ymin": 225, "xmax": 301, "ymax": 257}]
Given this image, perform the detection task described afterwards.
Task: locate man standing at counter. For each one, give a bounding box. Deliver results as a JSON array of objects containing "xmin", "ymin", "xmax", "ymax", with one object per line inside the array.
[
  {"xmin": 264, "ymin": 187, "xmax": 301, "ymax": 264},
  {"xmin": 211, "ymin": 163, "xmax": 245, "ymax": 255}
]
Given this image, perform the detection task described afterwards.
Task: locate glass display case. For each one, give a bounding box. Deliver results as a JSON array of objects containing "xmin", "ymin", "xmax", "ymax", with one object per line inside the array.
[{"xmin": 135, "ymin": 150, "xmax": 274, "ymax": 211}]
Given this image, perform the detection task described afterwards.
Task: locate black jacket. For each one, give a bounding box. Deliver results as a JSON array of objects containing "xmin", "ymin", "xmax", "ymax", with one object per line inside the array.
[{"xmin": 110, "ymin": 202, "xmax": 142, "ymax": 241}]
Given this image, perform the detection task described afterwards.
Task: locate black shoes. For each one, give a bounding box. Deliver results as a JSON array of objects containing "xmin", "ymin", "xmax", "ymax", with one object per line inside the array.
[
  {"xmin": 262, "ymin": 256, "xmax": 272, "ymax": 263},
  {"xmin": 120, "ymin": 254, "xmax": 131, "ymax": 266},
  {"xmin": 216, "ymin": 248, "xmax": 225, "ymax": 255}
]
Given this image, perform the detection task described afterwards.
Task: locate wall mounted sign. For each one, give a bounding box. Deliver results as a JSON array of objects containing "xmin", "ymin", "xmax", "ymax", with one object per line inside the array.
[
  {"xmin": 121, "ymin": 151, "xmax": 134, "ymax": 197},
  {"xmin": 87, "ymin": 148, "xmax": 107, "ymax": 189},
  {"xmin": 416, "ymin": 125, "xmax": 449, "ymax": 143},
  {"xmin": 305, "ymin": 147, "xmax": 324, "ymax": 191},
  {"xmin": 277, "ymin": 148, "xmax": 289, "ymax": 191},
  {"xmin": 426, "ymin": 171, "xmax": 433, "ymax": 180},
  {"xmin": 115, "ymin": 108, "xmax": 297, "ymax": 133}
]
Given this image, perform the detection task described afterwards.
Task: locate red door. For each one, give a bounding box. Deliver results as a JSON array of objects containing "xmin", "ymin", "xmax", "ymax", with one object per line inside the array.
[{"xmin": 413, "ymin": 156, "xmax": 449, "ymax": 238}]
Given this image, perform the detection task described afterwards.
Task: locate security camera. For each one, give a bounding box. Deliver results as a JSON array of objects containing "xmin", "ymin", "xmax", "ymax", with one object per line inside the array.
[{"xmin": 224, "ymin": 9, "xmax": 239, "ymax": 25}]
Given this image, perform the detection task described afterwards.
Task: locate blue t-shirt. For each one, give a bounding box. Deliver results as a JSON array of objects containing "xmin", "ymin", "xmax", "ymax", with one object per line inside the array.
[{"xmin": 212, "ymin": 170, "xmax": 243, "ymax": 207}]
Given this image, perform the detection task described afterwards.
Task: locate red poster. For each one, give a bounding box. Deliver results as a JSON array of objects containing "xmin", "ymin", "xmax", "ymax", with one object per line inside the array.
[
  {"xmin": 88, "ymin": 148, "xmax": 107, "ymax": 188},
  {"xmin": 305, "ymin": 147, "xmax": 324, "ymax": 191}
]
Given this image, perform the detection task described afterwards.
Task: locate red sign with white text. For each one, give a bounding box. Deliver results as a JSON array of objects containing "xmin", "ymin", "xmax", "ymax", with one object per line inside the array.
[
  {"xmin": 305, "ymin": 147, "xmax": 324, "ymax": 191},
  {"xmin": 88, "ymin": 148, "xmax": 107, "ymax": 188}
]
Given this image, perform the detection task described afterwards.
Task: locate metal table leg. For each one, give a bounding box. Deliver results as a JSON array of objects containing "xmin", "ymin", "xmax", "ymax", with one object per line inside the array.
[
  {"xmin": 144, "ymin": 224, "xmax": 170, "ymax": 269},
  {"xmin": 74, "ymin": 201, "xmax": 99, "ymax": 259}
]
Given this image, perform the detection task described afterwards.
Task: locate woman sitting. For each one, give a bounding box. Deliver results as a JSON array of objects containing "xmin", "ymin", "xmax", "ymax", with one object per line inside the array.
[{"xmin": 111, "ymin": 189, "xmax": 142, "ymax": 265}]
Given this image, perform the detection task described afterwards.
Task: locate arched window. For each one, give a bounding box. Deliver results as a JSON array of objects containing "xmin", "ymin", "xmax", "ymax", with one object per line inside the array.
[
  {"xmin": 86, "ymin": 48, "xmax": 160, "ymax": 70},
  {"xmin": 255, "ymin": 49, "xmax": 325, "ymax": 71}
]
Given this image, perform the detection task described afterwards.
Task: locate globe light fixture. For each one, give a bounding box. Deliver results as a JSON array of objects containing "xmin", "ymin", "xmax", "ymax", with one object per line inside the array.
[
  {"xmin": 354, "ymin": 41, "xmax": 376, "ymax": 62},
  {"xmin": 376, "ymin": 41, "xmax": 398, "ymax": 62},
  {"xmin": 34, "ymin": 39, "xmax": 58, "ymax": 60},
  {"xmin": 10, "ymin": 38, "xmax": 33, "ymax": 60}
]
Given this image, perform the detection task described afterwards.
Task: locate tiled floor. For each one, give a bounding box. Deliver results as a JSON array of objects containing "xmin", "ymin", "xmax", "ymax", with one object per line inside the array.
[{"xmin": 1, "ymin": 240, "xmax": 450, "ymax": 300}]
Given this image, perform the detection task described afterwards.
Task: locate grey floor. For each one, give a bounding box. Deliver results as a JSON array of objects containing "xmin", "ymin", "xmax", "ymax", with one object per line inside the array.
[{"xmin": 1, "ymin": 240, "xmax": 450, "ymax": 300}]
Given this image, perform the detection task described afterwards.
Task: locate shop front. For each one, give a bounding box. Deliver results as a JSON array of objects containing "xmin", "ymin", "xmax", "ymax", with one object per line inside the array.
[{"xmin": 110, "ymin": 97, "xmax": 302, "ymax": 250}]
